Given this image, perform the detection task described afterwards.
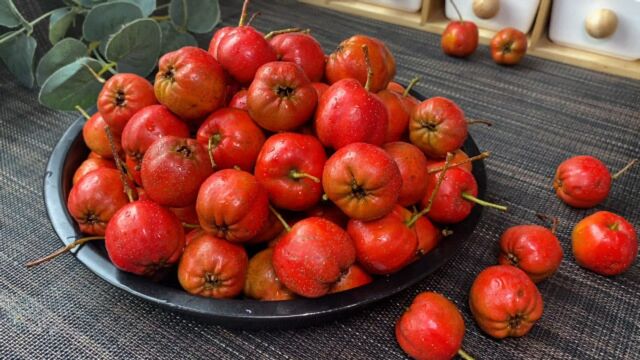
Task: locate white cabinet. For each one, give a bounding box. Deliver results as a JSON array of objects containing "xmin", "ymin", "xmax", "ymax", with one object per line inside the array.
[
  {"xmin": 360, "ymin": 0, "xmax": 422, "ymax": 12},
  {"xmin": 549, "ymin": 0, "xmax": 640, "ymax": 61},
  {"xmin": 444, "ymin": 0, "xmax": 541, "ymax": 33}
]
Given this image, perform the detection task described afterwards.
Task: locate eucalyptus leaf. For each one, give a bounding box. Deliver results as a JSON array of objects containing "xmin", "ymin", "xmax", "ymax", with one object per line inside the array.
[
  {"xmin": 38, "ymin": 57, "xmax": 104, "ymax": 111},
  {"xmin": 105, "ymin": 18, "xmax": 161, "ymax": 76},
  {"xmin": 36, "ymin": 38, "xmax": 87, "ymax": 86},
  {"xmin": 170, "ymin": 0, "xmax": 220, "ymax": 34},
  {"xmin": 82, "ymin": 1, "xmax": 143, "ymax": 42},
  {"xmin": 48, "ymin": 8, "xmax": 77, "ymax": 45},
  {"xmin": 121, "ymin": 0, "xmax": 156, "ymax": 16},
  {"xmin": 0, "ymin": 0, "xmax": 26, "ymax": 28},
  {"xmin": 78, "ymin": 0, "xmax": 108, "ymax": 7},
  {"xmin": 0, "ymin": 33, "xmax": 36, "ymax": 88},
  {"xmin": 159, "ymin": 21, "xmax": 197, "ymax": 54}
]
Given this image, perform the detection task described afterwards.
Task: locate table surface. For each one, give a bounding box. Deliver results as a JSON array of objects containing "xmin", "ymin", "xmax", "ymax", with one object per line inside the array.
[{"xmin": 2, "ymin": 1, "xmax": 639, "ymax": 359}]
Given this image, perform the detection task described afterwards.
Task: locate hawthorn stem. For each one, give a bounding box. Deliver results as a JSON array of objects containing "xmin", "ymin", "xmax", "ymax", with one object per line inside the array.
[
  {"xmin": 428, "ymin": 151, "xmax": 490, "ymax": 174},
  {"xmin": 450, "ymin": 0, "xmax": 464, "ymax": 22},
  {"xmin": 458, "ymin": 349, "xmax": 475, "ymax": 360},
  {"xmin": 182, "ymin": 223, "xmax": 200, "ymax": 229},
  {"xmin": 461, "ymin": 193, "xmax": 507, "ymax": 211},
  {"xmin": 264, "ymin": 27, "xmax": 305, "ymax": 40},
  {"xmin": 75, "ymin": 105, "xmax": 91, "ymax": 120},
  {"xmin": 238, "ymin": 0, "xmax": 250, "ymax": 26},
  {"xmin": 402, "ymin": 76, "xmax": 421, "ymax": 98},
  {"xmin": 104, "ymin": 126, "xmax": 135, "ymax": 203},
  {"xmin": 536, "ymin": 213, "xmax": 559, "ymax": 234},
  {"xmin": 26, "ymin": 236, "xmax": 104, "ymax": 268},
  {"xmin": 407, "ymin": 152, "xmax": 454, "ymax": 228},
  {"xmin": 612, "ymin": 159, "xmax": 638, "ymax": 180},
  {"xmin": 269, "ymin": 205, "xmax": 291, "ymax": 232},
  {"xmin": 246, "ymin": 11, "xmax": 261, "ymax": 26},
  {"xmin": 83, "ymin": 63, "xmax": 105, "ymax": 84},
  {"xmin": 361, "ymin": 44, "xmax": 373, "ymax": 92},
  {"xmin": 467, "ymin": 119, "xmax": 493, "ymax": 127},
  {"xmin": 289, "ymin": 169, "xmax": 320, "ymax": 183},
  {"xmin": 207, "ymin": 136, "xmax": 217, "ymax": 169},
  {"xmin": 97, "ymin": 62, "xmax": 117, "ymax": 77}
]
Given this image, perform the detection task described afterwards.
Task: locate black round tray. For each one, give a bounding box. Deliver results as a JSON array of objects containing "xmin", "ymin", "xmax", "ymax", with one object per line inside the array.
[{"xmin": 44, "ymin": 109, "xmax": 486, "ymax": 330}]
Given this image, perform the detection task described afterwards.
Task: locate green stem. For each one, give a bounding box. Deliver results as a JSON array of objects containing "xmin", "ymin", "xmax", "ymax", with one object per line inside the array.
[
  {"xmin": 461, "ymin": 192, "xmax": 507, "ymax": 211},
  {"xmin": 427, "ymin": 151, "xmax": 490, "ymax": 174},
  {"xmin": 269, "ymin": 205, "xmax": 291, "ymax": 232},
  {"xmin": 182, "ymin": 223, "xmax": 200, "ymax": 229},
  {"xmin": 402, "ymin": 76, "xmax": 420, "ymax": 98},
  {"xmin": 406, "ymin": 152, "xmax": 454, "ymax": 228},
  {"xmin": 0, "ymin": 9, "xmax": 58, "ymax": 44},
  {"xmin": 612, "ymin": 159, "xmax": 638, "ymax": 180},
  {"xmin": 458, "ymin": 349, "xmax": 475, "ymax": 360},
  {"xmin": 361, "ymin": 44, "xmax": 373, "ymax": 92},
  {"xmin": 289, "ymin": 169, "xmax": 320, "ymax": 183},
  {"xmin": 75, "ymin": 105, "xmax": 91, "ymax": 120},
  {"xmin": 238, "ymin": 0, "xmax": 250, "ymax": 26},
  {"xmin": 264, "ymin": 27, "xmax": 306, "ymax": 40},
  {"xmin": 26, "ymin": 236, "xmax": 104, "ymax": 268},
  {"xmin": 450, "ymin": 0, "xmax": 464, "ymax": 22},
  {"xmin": 467, "ymin": 119, "xmax": 493, "ymax": 127},
  {"xmin": 154, "ymin": 3, "xmax": 170, "ymax": 12}
]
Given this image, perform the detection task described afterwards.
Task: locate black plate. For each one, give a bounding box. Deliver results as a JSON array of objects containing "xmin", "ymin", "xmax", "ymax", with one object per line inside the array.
[{"xmin": 44, "ymin": 108, "xmax": 486, "ymax": 329}]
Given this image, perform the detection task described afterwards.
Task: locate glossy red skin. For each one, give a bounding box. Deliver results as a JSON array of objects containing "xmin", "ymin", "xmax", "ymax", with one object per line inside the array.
[
  {"xmin": 105, "ymin": 200, "xmax": 185, "ymax": 276},
  {"xmin": 125, "ymin": 155, "xmax": 142, "ymax": 186},
  {"xmin": 378, "ymin": 89, "xmax": 410, "ymax": 143},
  {"xmin": 141, "ymin": 136, "xmax": 213, "ymax": 207},
  {"xmin": 229, "ymin": 89, "xmax": 248, "ymax": 111},
  {"xmin": 196, "ymin": 169, "xmax": 269, "ymax": 242},
  {"xmin": 155, "ymin": 47, "xmax": 227, "ymax": 120},
  {"xmin": 310, "ymin": 82, "xmax": 329, "ymax": 99},
  {"xmin": 121, "ymin": 104, "xmax": 190, "ymax": 179},
  {"xmin": 272, "ymin": 217, "xmax": 356, "ymax": 298},
  {"xmin": 572, "ymin": 211, "xmax": 638, "ymax": 276},
  {"xmin": 178, "ymin": 233, "xmax": 247, "ymax": 298},
  {"xmin": 396, "ymin": 292, "xmax": 466, "ymax": 360},
  {"xmin": 195, "ymin": 108, "xmax": 265, "ymax": 172},
  {"xmin": 88, "ymin": 152, "xmax": 102, "ymax": 159},
  {"xmin": 490, "ymin": 28, "xmax": 528, "ymax": 65},
  {"xmin": 170, "ymin": 203, "xmax": 199, "ymax": 228},
  {"xmin": 306, "ymin": 202, "xmax": 349, "ymax": 228},
  {"xmin": 82, "ymin": 112, "xmax": 121, "ymax": 159},
  {"xmin": 422, "ymin": 167, "xmax": 478, "ymax": 224},
  {"xmin": 269, "ymin": 32, "xmax": 325, "ymax": 82},
  {"xmin": 224, "ymin": 78, "xmax": 242, "ymax": 105},
  {"xmin": 315, "ymin": 79, "xmax": 388, "ymax": 150},
  {"xmin": 325, "ymin": 35, "xmax": 396, "ymax": 92},
  {"xmin": 97, "ymin": 73, "xmax": 157, "ymax": 133},
  {"xmin": 72, "ymin": 157, "xmax": 116, "ymax": 185},
  {"xmin": 426, "ymin": 149, "xmax": 473, "ymax": 173},
  {"xmin": 330, "ymin": 264, "xmax": 372, "ymax": 293},
  {"xmin": 441, "ymin": 21, "xmax": 479, "ymax": 58},
  {"xmin": 323, "ymin": 142, "xmax": 402, "ymax": 221},
  {"xmin": 185, "ymin": 227, "xmax": 205, "ymax": 247},
  {"xmin": 246, "ymin": 210, "xmax": 285, "ymax": 245},
  {"xmin": 553, "ymin": 155, "xmax": 611, "ymax": 208},
  {"xmin": 67, "ymin": 168, "xmax": 129, "ymax": 236},
  {"xmin": 247, "ymin": 61, "xmax": 317, "ymax": 132},
  {"xmin": 255, "ymin": 133, "xmax": 326, "ymax": 211},
  {"xmin": 387, "ymin": 81, "xmax": 405, "ymax": 93},
  {"xmin": 383, "ymin": 141, "xmax": 429, "ymax": 206},
  {"xmin": 347, "ymin": 207, "xmax": 418, "ymax": 274},
  {"xmin": 244, "ymin": 248, "xmax": 295, "ymax": 301},
  {"xmin": 469, "ymin": 265, "xmax": 544, "ymax": 339},
  {"xmin": 410, "ymin": 97, "xmax": 468, "ymax": 159},
  {"xmin": 216, "ymin": 26, "xmax": 277, "ymax": 84},
  {"xmin": 208, "ymin": 26, "xmax": 234, "ymax": 60},
  {"xmin": 393, "ymin": 206, "xmax": 442, "ymax": 257},
  {"xmin": 499, "ymin": 225, "xmax": 564, "ymax": 283}
]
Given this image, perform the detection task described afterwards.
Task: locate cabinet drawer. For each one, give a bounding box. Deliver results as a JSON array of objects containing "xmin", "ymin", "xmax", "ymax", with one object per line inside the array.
[
  {"xmin": 444, "ymin": 0, "xmax": 541, "ymax": 33},
  {"xmin": 549, "ymin": 0, "xmax": 640, "ymax": 61},
  {"xmin": 359, "ymin": 0, "xmax": 423, "ymax": 12}
]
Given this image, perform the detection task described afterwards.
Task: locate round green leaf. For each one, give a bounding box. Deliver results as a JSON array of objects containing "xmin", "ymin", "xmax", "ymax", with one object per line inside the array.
[
  {"xmin": 36, "ymin": 38, "xmax": 87, "ymax": 86},
  {"xmin": 0, "ymin": 33, "xmax": 36, "ymax": 88},
  {"xmin": 38, "ymin": 57, "xmax": 104, "ymax": 111},
  {"xmin": 159, "ymin": 21, "xmax": 197, "ymax": 54},
  {"xmin": 170, "ymin": 0, "xmax": 220, "ymax": 34},
  {"xmin": 82, "ymin": 1, "xmax": 143, "ymax": 42},
  {"xmin": 0, "ymin": 0, "xmax": 26, "ymax": 28},
  {"xmin": 105, "ymin": 18, "xmax": 161, "ymax": 77},
  {"xmin": 48, "ymin": 8, "xmax": 77, "ymax": 45},
  {"xmin": 121, "ymin": 0, "xmax": 156, "ymax": 16}
]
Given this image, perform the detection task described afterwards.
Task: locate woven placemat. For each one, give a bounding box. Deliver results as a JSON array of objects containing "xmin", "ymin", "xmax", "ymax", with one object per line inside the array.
[{"xmin": 1, "ymin": 1, "xmax": 639, "ymax": 359}]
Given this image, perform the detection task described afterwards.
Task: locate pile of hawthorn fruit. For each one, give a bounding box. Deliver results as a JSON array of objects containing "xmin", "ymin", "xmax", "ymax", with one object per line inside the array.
[{"xmin": 29, "ymin": 1, "xmax": 638, "ymax": 359}]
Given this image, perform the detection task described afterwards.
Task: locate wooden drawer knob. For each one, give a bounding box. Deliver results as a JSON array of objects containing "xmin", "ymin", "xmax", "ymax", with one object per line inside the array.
[
  {"xmin": 472, "ymin": 0, "xmax": 500, "ymax": 19},
  {"xmin": 585, "ymin": 9, "xmax": 618, "ymax": 39}
]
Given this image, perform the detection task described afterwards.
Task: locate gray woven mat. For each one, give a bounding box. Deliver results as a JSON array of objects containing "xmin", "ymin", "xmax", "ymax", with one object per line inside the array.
[{"xmin": 1, "ymin": 1, "xmax": 639, "ymax": 359}]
